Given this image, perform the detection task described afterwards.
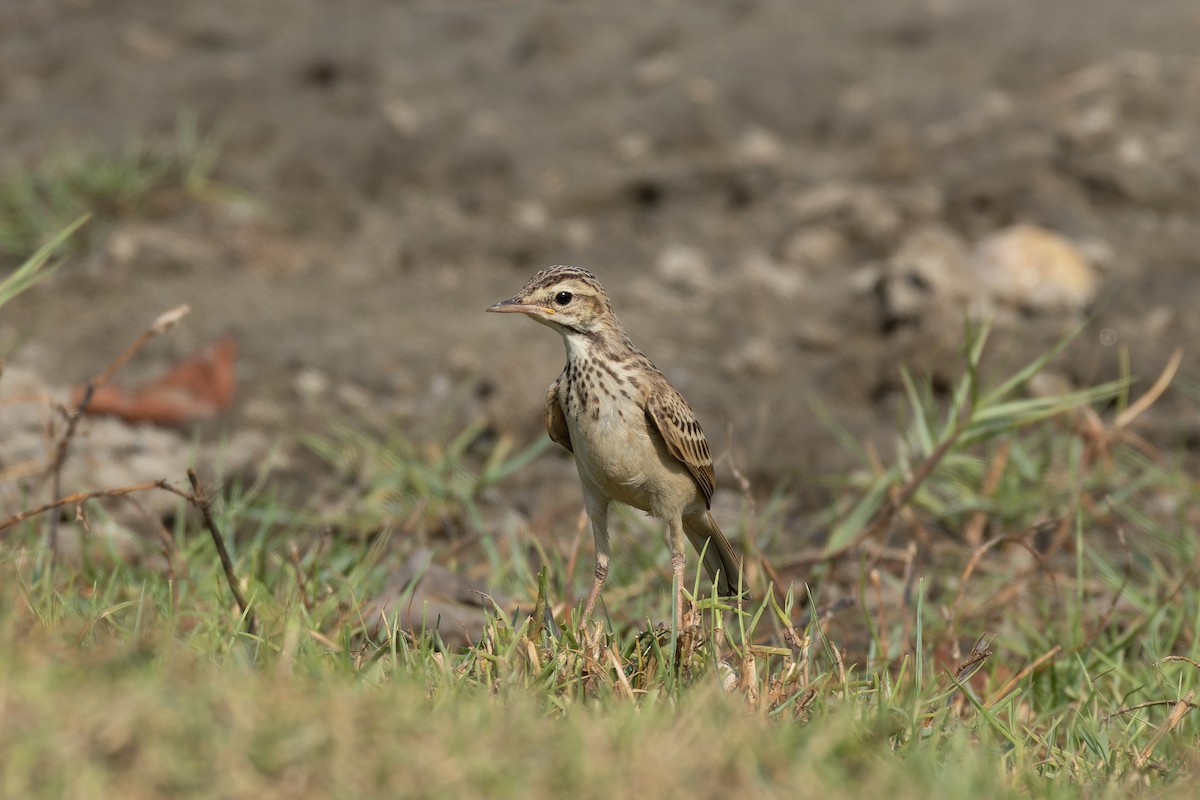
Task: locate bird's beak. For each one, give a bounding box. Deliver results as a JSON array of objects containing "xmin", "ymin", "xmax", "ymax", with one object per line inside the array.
[{"xmin": 486, "ymin": 297, "xmax": 555, "ymax": 315}]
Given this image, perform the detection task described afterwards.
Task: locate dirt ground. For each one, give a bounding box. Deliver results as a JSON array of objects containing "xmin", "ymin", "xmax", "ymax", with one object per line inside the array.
[{"xmin": 2, "ymin": 0, "xmax": 1199, "ymax": 538}]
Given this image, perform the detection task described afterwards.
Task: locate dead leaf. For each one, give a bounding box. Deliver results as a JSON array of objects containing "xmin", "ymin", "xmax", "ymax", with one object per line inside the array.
[{"xmin": 74, "ymin": 336, "xmax": 237, "ymax": 423}]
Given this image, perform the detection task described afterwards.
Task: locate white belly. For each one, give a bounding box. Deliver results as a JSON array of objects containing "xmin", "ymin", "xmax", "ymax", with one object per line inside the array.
[{"xmin": 563, "ymin": 395, "xmax": 695, "ymax": 515}]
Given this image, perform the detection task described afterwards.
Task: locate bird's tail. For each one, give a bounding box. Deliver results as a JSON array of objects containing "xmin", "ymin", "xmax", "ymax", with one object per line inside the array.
[{"xmin": 682, "ymin": 511, "xmax": 746, "ymax": 600}]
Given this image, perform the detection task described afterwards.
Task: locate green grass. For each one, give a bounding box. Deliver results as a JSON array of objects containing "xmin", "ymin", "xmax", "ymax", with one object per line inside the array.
[
  {"xmin": 1, "ymin": 231, "xmax": 1198, "ymax": 796},
  {"xmin": 0, "ymin": 115, "xmax": 230, "ymax": 261}
]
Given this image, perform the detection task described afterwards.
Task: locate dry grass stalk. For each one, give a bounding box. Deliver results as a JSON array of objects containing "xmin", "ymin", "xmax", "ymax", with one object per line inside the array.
[
  {"xmin": 1134, "ymin": 690, "xmax": 1196, "ymax": 770},
  {"xmin": 963, "ymin": 441, "xmax": 1010, "ymax": 548}
]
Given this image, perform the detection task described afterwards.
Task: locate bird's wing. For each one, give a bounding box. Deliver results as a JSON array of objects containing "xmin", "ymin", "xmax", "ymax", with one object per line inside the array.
[
  {"xmin": 645, "ymin": 386, "xmax": 715, "ymax": 506},
  {"xmin": 544, "ymin": 376, "xmax": 572, "ymax": 452}
]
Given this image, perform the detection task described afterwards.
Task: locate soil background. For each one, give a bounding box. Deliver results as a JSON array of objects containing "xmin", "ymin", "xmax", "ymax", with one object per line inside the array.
[{"xmin": 2, "ymin": 0, "xmax": 1199, "ymax": 542}]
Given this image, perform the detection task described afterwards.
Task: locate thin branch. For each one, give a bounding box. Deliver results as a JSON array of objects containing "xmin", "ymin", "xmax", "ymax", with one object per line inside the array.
[
  {"xmin": 0, "ymin": 481, "xmax": 164, "ymax": 534},
  {"xmin": 178, "ymin": 468, "xmax": 257, "ymax": 636},
  {"xmin": 1105, "ymin": 697, "xmax": 1200, "ymax": 723},
  {"xmin": 43, "ymin": 304, "xmax": 190, "ymax": 559},
  {"xmin": 5, "ymin": 467, "xmax": 255, "ymax": 636}
]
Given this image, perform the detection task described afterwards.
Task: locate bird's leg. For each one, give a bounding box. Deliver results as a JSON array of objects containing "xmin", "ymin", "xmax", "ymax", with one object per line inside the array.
[
  {"xmin": 666, "ymin": 516, "xmax": 688, "ymax": 636},
  {"xmin": 582, "ymin": 556, "xmax": 608, "ymax": 621},
  {"xmin": 581, "ymin": 491, "xmax": 611, "ymax": 626}
]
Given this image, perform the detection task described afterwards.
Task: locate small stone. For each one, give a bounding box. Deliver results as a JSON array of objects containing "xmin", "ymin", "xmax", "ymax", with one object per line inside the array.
[
  {"xmin": 1057, "ymin": 101, "xmax": 1117, "ymax": 145},
  {"xmin": 738, "ymin": 250, "xmax": 804, "ymax": 299},
  {"xmin": 513, "ymin": 200, "xmax": 549, "ymax": 232},
  {"xmin": 849, "ymin": 264, "xmax": 884, "ymax": 295},
  {"xmin": 562, "ymin": 219, "xmax": 593, "ymax": 249},
  {"xmin": 336, "ymin": 381, "xmax": 377, "ymax": 413},
  {"xmin": 1027, "ymin": 370, "xmax": 1074, "ymax": 398},
  {"xmin": 633, "ymin": 54, "xmax": 679, "ymax": 89},
  {"xmin": 1143, "ymin": 306, "xmax": 1173, "ymax": 338},
  {"xmin": 294, "ymin": 367, "xmax": 330, "ymax": 399},
  {"xmin": 878, "ymin": 225, "xmax": 975, "ymax": 323},
  {"xmin": 382, "ymin": 97, "xmax": 422, "ymax": 137},
  {"xmin": 686, "ymin": 77, "xmax": 718, "ymax": 105},
  {"xmin": 733, "ymin": 126, "xmax": 784, "ymax": 166},
  {"xmin": 893, "ymin": 184, "xmax": 946, "ymax": 220},
  {"xmin": 1116, "ymin": 136, "xmax": 1150, "ymax": 167},
  {"xmin": 791, "ymin": 182, "xmax": 902, "ymax": 244},
  {"xmin": 616, "ymin": 132, "xmax": 652, "ymax": 161},
  {"xmin": 656, "ymin": 244, "xmax": 714, "ymax": 295},
  {"xmin": 795, "ymin": 319, "xmax": 841, "ymax": 350},
  {"xmin": 969, "ymin": 224, "xmax": 1098, "ymax": 311},
  {"xmin": 121, "ymin": 22, "xmax": 179, "ymax": 61},
  {"xmin": 723, "ymin": 337, "xmax": 781, "ymax": 378},
  {"xmin": 781, "ymin": 227, "xmax": 849, "ymax": 272}
]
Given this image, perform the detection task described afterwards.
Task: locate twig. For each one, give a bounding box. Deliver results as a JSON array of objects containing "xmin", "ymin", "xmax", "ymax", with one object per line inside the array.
[
  {"xmin": 43, "ymin": 304, "xmax": 190, "ymax": 560},
  {"xmin": 181, "ymin": 468, "xmax": 256, "ymax": 636},
  {"xmin": 5, "ymin": 467, "xmax": 255, "ymax": 635},
  {"xmin": 1105, "ymin": 697, "xmax": 1200, "ymax": 723},
  {"xmin": 155, "ymin": 471, "xmax": 256, "ymax": 635},
  {"xmin": 0, "ymin": 481, "xmax": 164, "ymax": 534},
  {"xmin": 1159, "ymin": 656, "xmax": 1200, "ymax": 670},
  {"xmin": 947, "ymin": 518, "xmax": 1056, "ymax": 636}
]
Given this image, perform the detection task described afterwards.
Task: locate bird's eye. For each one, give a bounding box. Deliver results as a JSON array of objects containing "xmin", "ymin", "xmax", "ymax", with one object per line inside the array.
[{"xmin": 554, "ymin": 291, "xmax": 573, "ymax": 305}]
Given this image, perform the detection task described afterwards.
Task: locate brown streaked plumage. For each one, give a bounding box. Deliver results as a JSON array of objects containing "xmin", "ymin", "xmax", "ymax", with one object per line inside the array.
[{"xmin": 487, "ymin": 265, "xmax": 743, "ymax": 630}]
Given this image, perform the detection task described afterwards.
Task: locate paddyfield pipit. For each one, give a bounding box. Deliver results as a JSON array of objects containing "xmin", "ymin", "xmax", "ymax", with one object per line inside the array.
[{"xmin": 488, "ymin": 265, "xmax": 743, "ymax": 630}]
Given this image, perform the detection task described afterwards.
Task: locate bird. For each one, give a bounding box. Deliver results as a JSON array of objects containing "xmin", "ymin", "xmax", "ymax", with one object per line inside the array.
[{"xmin": 487, "ymin": 265, "xmax": 743, "ymax": 631}]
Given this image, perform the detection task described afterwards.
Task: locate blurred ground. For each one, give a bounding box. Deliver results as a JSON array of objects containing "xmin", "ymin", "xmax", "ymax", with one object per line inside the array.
[{"xmin": 2, "ymin": 0, "xmax": 1199, "ymax": 541}]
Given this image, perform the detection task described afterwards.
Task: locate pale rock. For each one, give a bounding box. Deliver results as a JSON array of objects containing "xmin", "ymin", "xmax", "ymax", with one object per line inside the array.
[
  {"xmin": 738, "ymin": 250, "xmax": 804, "ymax": 299},
  {"xmin": 1027, "ymin": 370, "xmax": 1074, "ymax": 399},
  {"xmin": 791, "ymin": 182, "xmax": 902, "ymax": 243},
  {"xmin": 686, "ymin": 78, "xmax": 718, "ymax": 105},
  {"xmin": 795, "ymin": 318, "xmax": 841, "ymax": 351},
  {"xmin": 729, "ymin": 250, "xmax": 796, "ymax": 299},
  {"xmin": 1117, "ymin": 136, "xmax": 1150, "ymax": 167},
  {"xmin": 121, "ymin": 22, "xmax": 179, "ymax": 61},
  {"xmin": 723, "ymin": 337, "xmax": 781, "ymax": 378},
  {"xmin": 1057, "ymin": 101, "xmax": 1117, "ymax": 145},
  {"xmin": 733, "ymin": 126, "xmax": 784, "ymax": 166},
  {"xmin": 562, "ymin": 219, "xmax": 594, "ymax": 249},
  {"xmin": 1143, "ymin": 306, "xmax": 1173, "ymax": 338},
  {"xmin": 294, "ymin": 367, "xmax": 331, "ymax": 400},
  {"xmin": 382, "ymin": 97, "xmax": 422, "ymax": 137},
  {"xmin": 655, "ymin": 244, "xmax": 714, "ymax": 295},
  {"xmin": 633, "ymin": 53, "xmax": 680, "ymax": 89},
  {"xmin": 878, "ymin": 225, "xmax": 978, "ymax": 324},
  {"xmin": 893, "ymin": 183, "xmax": 946, "ymax": 220},
  {"xmin": 849, "ymin": 264, "xmax": 884, "ymax": 295},
  {"xmin": 781, "ymin": 227, "xmax": 849, "ymax": 272},
  {"xmin": 616, "ymin": 132, "xmax": 652, "ymax": 161},
  {"xmin": 513, "ymin": 200, "xmax": 549, "ymax": 232},
  {"xmin": 969, "ymin": 224, "xmax": 1098, "ymax": 311}
]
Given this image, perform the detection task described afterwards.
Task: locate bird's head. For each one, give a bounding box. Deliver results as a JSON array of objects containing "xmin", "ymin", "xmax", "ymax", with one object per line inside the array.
[{"xmin": 487, "ymin": 265, "xmax": 615, "ymax": 336}]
